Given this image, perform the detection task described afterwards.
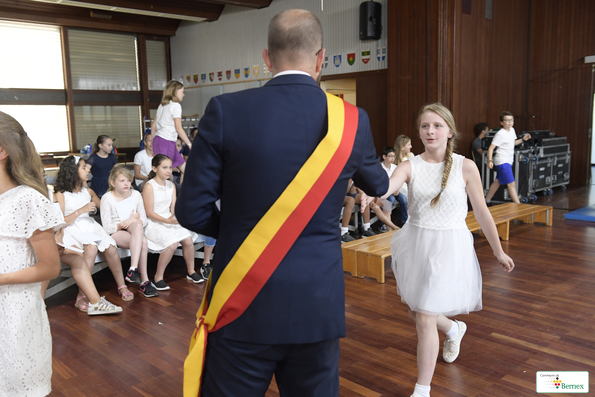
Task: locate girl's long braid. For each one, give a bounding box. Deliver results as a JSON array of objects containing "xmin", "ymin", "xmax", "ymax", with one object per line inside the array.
[{"xmin": 430, "ymin": 137, "xmax": 454, "ymax": 208}]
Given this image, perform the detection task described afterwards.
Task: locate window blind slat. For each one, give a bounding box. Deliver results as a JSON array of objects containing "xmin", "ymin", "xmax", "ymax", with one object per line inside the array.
[
  {"xmin": 146, "ymin": 40, "xmax": 168, "ymax": 90},
  {"xmin": 0, "ymin": 21, "xmax": 64, "ymax": 89},
  {"xmin": 69, "ymin": 30, "xmax": 139, "ymax": 91},
  {"xmin": 74, "ymin": 106, "xmax": 142, "ymax": 150},
  {"xmin": 0, "ymin": 105, "xmax": 69, "ymax": 153}
]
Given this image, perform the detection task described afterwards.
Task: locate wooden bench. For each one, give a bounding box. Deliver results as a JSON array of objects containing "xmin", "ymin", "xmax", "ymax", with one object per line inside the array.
[
  {"xmin": 341, "ymin": 230, "xmax": 397, "ymax": 283},
  {"xmin": 45, "ymin": 238, "xmax": 209, "ymax": 299},
  {"xmin": 466, "ymin": 203, "xmax": 553, "ymax": 241},
  {"xmin": 341, "ymin": 203, "xmax": 553, "ymax": 283}
]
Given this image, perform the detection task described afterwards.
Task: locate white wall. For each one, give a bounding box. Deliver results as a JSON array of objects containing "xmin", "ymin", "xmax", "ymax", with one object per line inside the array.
[{"xmin": 170, "ymin": 0, "xmax": 387, "ymax": 116}]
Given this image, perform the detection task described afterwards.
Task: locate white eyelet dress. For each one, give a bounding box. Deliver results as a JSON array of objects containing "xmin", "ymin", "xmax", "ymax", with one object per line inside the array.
[
  {"xmin": 61, "ymin": 187, "xmax": 117, "ymax": 252},
  {"xmin": 144, "ymin": 179, "xmax": 197, "ymax": 252},
  {"xmin": 391, "ymin": 154, "xmax": 483, "ymax": 316},
  {"xmin": 0, "ymin": 186, "xmax": 65, "ymax": 397}
]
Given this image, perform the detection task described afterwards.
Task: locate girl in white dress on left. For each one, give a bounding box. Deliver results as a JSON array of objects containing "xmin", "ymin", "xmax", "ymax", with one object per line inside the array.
[
  {"xmin": 54, "ymin": 155, "xmax": 134, "ymax": 301},
  {"xmin": 0, "ymin": 112, "xmax": 63, "ymax": 396}
]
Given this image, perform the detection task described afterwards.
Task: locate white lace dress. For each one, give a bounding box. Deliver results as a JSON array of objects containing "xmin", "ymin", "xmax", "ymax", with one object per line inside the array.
[
  {"xmin": 0, "ymin": 186, "xmax": 65, "ymax": 397},
  {"xmin": 391, "ymin": 154, "xmax": 483, "ymax": 316},
  {"xmin": 144, "ymin": 179, "xmax": 197, "ymax": 252},
  {"xmin": 61, "ymin": 187, "xmax": 117, "ymax": 252}
]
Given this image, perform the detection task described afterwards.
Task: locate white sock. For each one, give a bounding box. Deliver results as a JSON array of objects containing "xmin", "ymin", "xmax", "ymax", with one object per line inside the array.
[
  {"xmin": 341, "ymin": 227, "xmax": 349, "ymax": 236},
  {"xmin": 129, "ymin": 267, "xmax": 137, "ymax": 271},
  {"xmin": 486, "ymin": 198, "xmax": 491, "ymax": 203},
  {"xmin": 414, "ymin": 383, "xmax": 431, "ymax": 397},
  {"xmin": 363, "ymin": 222, "xmax": 371, "ymax": 231},
  {"xmin": 445, "ymin": 320, "xmax": 459, "ymax": 340}
]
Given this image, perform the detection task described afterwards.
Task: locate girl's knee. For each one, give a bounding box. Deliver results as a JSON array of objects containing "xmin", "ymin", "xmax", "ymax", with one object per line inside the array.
[
  {"xmin": 181, "ymin": 237, "xmax": 193, "ymax": 247},
  {"xmin": 415, "ymin": 313, "xmax": 438, "ymax": 329},
  {"xmin": 167, "ymin": 242, "xmax": 178, "ymax": 252}
]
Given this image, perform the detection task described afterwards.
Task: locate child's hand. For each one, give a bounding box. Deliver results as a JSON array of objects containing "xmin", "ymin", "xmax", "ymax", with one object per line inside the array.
[
  {"xmin": 360, "ymin": 193, "xmax": 374, "ymax": 212},
  {"xmin": 495, "ymin": 251, "xmax": 515, "ymax": 272},
  {"xmin": 84, "ymin": 202, "xmax": 96, "ymax": 213},
  {"xmin": 118, "ymin": 219, "xmax": 135, "ymax": 230},
  {"xmin": 168, "ymin": 214, "xmax": 179, "ymax": 225}
]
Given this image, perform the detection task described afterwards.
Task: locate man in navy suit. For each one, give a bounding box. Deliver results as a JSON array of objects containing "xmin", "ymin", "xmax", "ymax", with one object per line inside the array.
[{"xmin": 177, "ymin": 9, "xmax": 388, "ymax": 397}]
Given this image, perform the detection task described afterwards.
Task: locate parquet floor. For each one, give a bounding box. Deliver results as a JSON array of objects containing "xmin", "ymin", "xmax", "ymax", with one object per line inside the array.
[{"xmin": 45, "ymin": 184, "xmax": 595, "ymax": 396}]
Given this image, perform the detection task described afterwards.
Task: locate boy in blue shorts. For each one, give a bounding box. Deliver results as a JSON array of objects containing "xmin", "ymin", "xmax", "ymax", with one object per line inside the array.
[{"xmin": 485, "ymin": 111, "xmax": 531, "ymax": 203}]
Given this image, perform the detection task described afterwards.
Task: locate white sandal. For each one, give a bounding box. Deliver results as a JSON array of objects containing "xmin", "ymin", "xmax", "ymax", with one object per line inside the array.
[{"xmin": 87, "ymin": 297, "xmax": 123, "ymax": 316}]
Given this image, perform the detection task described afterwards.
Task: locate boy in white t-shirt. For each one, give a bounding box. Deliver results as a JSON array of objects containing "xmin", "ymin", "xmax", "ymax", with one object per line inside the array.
[
  {"xmin": 134, "ymin": 133, "xmax": 154, "ymax": 190},
  {"xmin": 485, "ymin": 111, "xmax": 530, "ymax": 203}
]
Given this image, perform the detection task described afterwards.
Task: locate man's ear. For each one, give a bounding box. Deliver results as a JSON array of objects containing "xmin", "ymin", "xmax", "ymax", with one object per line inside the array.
[
  {"xmin": 263, "ymin": 49, "xmax": 273, "ymax": 72},
  {"xmin": 315, "ymin": 48, "xmax": 326, "ymax": 74}
]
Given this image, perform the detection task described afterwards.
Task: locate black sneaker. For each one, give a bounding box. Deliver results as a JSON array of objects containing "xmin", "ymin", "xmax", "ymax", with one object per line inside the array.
[
  {"xmin": 200, "ymin": 263, "xmax": 212, "ymax": 280},
  {"xmin": 186, "ymin": 272, "xmax": 205, "ymax": 284},
  {"xmin": 341, "ymin": 233, "xmax": 356, "ymax": 243},
  {"xmin": 153, "ymin": 279, "xmax": 170, "ymax": 291},
  {"xmin": 139, "ymin": 281, "xmax": 159, "ymax": 297},
  {"xmin": 125, "ymin": 268, "xmax": 141, "ymax": 284},
  {"xmin": 361, "ymin": 228, "xmax": 376, "ymax": 237}
]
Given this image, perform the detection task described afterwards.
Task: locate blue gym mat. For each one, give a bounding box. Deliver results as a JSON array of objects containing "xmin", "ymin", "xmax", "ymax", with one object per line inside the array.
[{"xmin": 564, "ymin": 205, "xmax": 595, "ymax": 222}]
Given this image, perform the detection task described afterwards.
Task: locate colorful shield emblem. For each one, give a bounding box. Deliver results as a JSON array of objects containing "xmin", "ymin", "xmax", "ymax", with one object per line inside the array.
[
  {"xmin": 333, "ymin": 54, "xmax": 341, "ymax": 67},
  {"xmin": 362, "ymin": 50, "xmax": 371, "ymax": 64},
  {"xmin": 201, "ymin": 73, "xmax": 206, "ymax": 83},
  {"xmin": 377, "ymin": 46, "xmax": 386, "ymax": 62},
  {"xmin": 226, "ymin": 70, "xmax": 231, "ymax": 80},
  {"xmin": 323, "ymin": 56, "xmax": 328, "ymax": 68},
  {"xmin": 209, "ymin": 72, "xmax": 214, "ymax": 82},
  {"xmin": 217, "ymin": 71, "xmax": 222, "ymax": 81},
  {"xmin": 193, "ymin": 74, "xmax": 198, "ymax": 84},
  {"xmin": 244, "ymin": 67, "xmax": 250, "ymax": 78},
  {"xmin": 186, "ymin": 75, "xmax": 191, "ymax": 84},
  {"xmin": 347, "ymin": 52, "xmax": 355, "ymax": 66},
  {"xmin": 234, "ymin": 69, "xmax": 240, "ymax": 79},
  {"xmin": 253, "ymin": 65, "xmax": 259, "ymax": 77}
]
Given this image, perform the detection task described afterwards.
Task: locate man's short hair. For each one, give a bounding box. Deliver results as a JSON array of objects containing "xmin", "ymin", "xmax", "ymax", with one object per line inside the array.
[
  {"xmin": 500, "ymin": 111, "xmax": 514, "ymax": 121},
  {"xmin": 474, "ymin": 122, "xmax": 489, "ymax": 137},
  {"xmin": 268, "ymin": 9, "xmax": 323, "ymax": 67}
]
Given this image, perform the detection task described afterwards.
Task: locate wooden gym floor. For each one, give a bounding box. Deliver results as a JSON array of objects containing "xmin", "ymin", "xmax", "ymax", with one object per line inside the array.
[{"xmin": 45, "ymin": 184, "xmax": 595, "ymax": 396}]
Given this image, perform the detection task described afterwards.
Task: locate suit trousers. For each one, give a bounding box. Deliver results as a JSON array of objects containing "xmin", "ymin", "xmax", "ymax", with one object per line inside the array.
[{"xmin": 201, "ymin": 330, "xmax": 340, "ymax": 397}]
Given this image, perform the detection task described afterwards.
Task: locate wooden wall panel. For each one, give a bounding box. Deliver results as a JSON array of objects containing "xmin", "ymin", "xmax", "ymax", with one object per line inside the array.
[
  {"xmin": 356, "ymin": 72, "xmax": 388, "ymax": 153},
  {"xmin": 387, "ymin": 0, "xmax": 432, "ymax": 156},
  {"xmin": 387, "ymin": 0, "xmax": 457, "ymax": 156},
  {"xmin": 528, "ymin": 0, "xmax": 595, "ymax": 184},
  {"xmin": 453, "ymin": 0, "xmax": 530, "ymax": 159}
]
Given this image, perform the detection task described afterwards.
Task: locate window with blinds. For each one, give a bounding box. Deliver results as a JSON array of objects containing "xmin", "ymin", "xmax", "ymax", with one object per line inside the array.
[
  {"xmin": 69, "ymin": 30, "xmax": 139, "ymax": 91},
  {"xmin": 74, "ymin": 106, "xmax": 142, "ymax": 150},
  {"xmin": 146, "ymin": 40, "xmax": 168, "ymax": 91},
  {"xmin": 0, "ymin": 105, "xmax": 70, "ymax": 153},
  {"xmin": 0, "ymin": 21, "xmax": 64, "ymax": 89}
]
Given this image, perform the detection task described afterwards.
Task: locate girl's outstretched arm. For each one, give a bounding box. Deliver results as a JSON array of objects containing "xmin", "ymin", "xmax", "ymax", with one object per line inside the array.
[
  {"xmin": 361, "ymin": 160, "xmax": 410, "ymax": 212},
  {"xmin": 464, "ymin": 159, "xmax": 514, "ymax": 272}
]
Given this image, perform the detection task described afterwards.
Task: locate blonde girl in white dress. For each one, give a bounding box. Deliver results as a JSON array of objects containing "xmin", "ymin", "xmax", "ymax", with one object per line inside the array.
[
  {"xmin": 54, "ymin": 156, "xmax": 134, "ymax": 302},
  {"xmin": 100, "ymin": 165, "xmax": 158, "ymax": 298},
  {"xmin": 142, "ymin": 154, "xmax": 201, "ymax": 291},
  {"xmin": 363, "ymin": 104, "xmax": 515, "ymax": 397},
  {"xmin": 0, "ymin": 111, "xmax": 63, "ymax": 396}
]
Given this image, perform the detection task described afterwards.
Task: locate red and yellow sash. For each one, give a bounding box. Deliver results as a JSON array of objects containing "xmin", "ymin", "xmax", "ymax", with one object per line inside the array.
[{"xmin": 183, "ymin": 93, "xmax": 358, "ymax": 396}]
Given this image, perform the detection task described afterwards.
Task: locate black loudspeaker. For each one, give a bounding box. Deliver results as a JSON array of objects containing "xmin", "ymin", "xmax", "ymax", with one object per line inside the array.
[{"xmin": 359, "ymin": 1, "xmax": 382, "ymax": 40}]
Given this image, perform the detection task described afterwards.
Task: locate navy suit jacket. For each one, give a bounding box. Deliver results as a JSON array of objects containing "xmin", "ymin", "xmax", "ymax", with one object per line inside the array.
[{"xmin": 176, "ymin": 74, "xmax": 388, "ymax": 345}]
